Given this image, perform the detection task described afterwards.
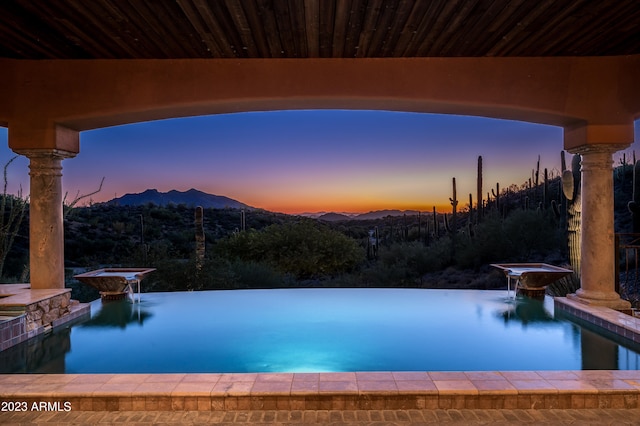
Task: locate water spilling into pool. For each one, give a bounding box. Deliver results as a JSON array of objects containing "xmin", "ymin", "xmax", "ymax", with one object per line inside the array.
[{"xmin": 2, "ymin": 288, "xmax": 640, "ymax": 373}]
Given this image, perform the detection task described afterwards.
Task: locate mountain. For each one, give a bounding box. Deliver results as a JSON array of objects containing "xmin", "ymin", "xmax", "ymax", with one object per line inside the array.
[
  {"xmin": 299, "ymin": 211, "xmax": 355, "ymax": 219},
  {"xmin": 107, "ymin": 188, "xmax": 253, "ymax": 210},
  {"xmin": 314, "ymin": 209, "xmax": 425, "ymax": 221},
  {"xmin": 317, "ymin": 212, "xmax": 353, "ymax": 222},
  {"xmin": 353, "ymin": 209, "xmax": 422, "ymax": 220}
]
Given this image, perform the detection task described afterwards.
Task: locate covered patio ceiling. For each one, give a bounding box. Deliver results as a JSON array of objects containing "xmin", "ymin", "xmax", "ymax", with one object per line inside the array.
[{"xmin": 1, "ymin": 0, "xmax": 639, "ymax": 60}]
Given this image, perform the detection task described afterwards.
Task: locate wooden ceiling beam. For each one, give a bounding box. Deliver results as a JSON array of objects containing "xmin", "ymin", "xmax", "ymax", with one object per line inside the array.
[
  {"xmin": 365, "ymin": 0, "xmax": 400, "ymax": 57},
  {"xmin": 448, "ymin": 0, "xmax": 506, "ymax": 57},
  {"xmin": 271, "ymin": 1, "xmax": 297, "ymax": 57},
  {"xmin": 255, "ymin": 0, "xmax": 284, "ymax": 58},
  {"xmin": 67, "ymin": 0, "xmax": 160, "ymax": 59},
  {"xmin": 288, "ymin": 0, "xmax": 308, "ymax": 57},
  {"xmin": 342, "ymin": 0, "xmax": 366, "ymax": 58},
  {"xmin": 355, "ymin": 0, "xmax": 384, "ymax": 58},
  {"xmin": 317, "ymin": 0, "xmax": 336, "ymax": 57},
  {"xmin": 224, "ymin": 0, "xmax": 260, "ymax": 57},
  {"xmin": 486, "ymin": 0, "xmax": 556, "ymax": 56},
  {"xmin": 304, "ymin": 0, "xmax": 320, "ymax": 57},
  {"xmin": 0, "ymin": 11, "xmax": 74, "ymax": 58},
  {"xmin": 330, "ymin": 0, "xmax": 351, "ymax": 58},
  {"xmin": 414, "ymin": 0, "xmax": 459, "ymax": 56},
  {"xmin": 427, "ymin": 0, "xmax": 480, "ymax": 56},
  {"xmin": 566, "ymin": 2, "xmax": 639, "ymax": 56},
  {"xmin": 32, "ymin": 1, "xmax": 122, "ymax": 58},
  {"xmin": 389, "ymin": 1, "xmax": 430, "ymax": 57},
  {"xmin": 240, "ymin": 0, "xmax": 272, "ymax": 57},
  {"xmin": 380, "ymin": 0, "xmax": 418, "ymax": 57},
  {"xmin": 501, "ymin": 0, "xmax": 586, "ymax": 57},
  {"xmin": 179, "ymin": 0, "xmax": 234, "ymax": 57},
  {"xmin": 125, "ymin": 0, "xmax": 205, "ymax": 58}
]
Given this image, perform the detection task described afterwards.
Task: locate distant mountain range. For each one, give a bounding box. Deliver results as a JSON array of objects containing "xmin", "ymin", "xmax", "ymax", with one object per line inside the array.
[
  {"xmin": 107, "ymin": 188, "xmax": 253, "ymax": 210},
  {"xmin": 107, "ymin": 188, "xmax": 423, "ymax": 220},
  {"xmin": 315, "ymin": 209, "xmax": 423, "ymax": 221}
]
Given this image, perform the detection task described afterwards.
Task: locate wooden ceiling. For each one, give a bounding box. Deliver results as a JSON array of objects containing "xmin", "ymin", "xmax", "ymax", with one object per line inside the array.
[{"xmin": 1, "ymin": 0, "xmax": 639, "ymax": 59}]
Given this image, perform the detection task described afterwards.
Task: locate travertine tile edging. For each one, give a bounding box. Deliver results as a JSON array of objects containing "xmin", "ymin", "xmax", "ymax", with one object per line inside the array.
[
  {"xmin": 555, "ymin": 297, "xmax": 640, "ymax": 343},
  {"xmin": 1, "ymin": 371, "xmax": 640, "ymax": 411}
]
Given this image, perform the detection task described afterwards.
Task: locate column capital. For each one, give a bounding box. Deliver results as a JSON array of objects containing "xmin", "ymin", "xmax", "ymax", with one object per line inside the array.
[
  {"xmin": 16, "ymin": 149, "xmax": 76, "ymax": 180},
  {"xmin": 14, "ymin": 148, "xmax": 77, "ymax": 161},
  {"xmin": 567, "ymin": 143, "xmax": 628, "ymax": 156}
]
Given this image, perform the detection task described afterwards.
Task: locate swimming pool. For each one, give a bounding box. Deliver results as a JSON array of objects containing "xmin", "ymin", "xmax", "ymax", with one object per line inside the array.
[{"xmin": 2, "ymin": 288, "xmax": 640, "ymax": 373}]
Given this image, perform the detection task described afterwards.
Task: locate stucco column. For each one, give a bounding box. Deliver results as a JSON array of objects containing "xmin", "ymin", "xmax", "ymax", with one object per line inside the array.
[
  {"xmin": 567, "ymin": 144, "xmax": 630, "ymax": 309},
  {"xmin": 18, "ymin": 149, "xmax": 75, "ymax": 289}
]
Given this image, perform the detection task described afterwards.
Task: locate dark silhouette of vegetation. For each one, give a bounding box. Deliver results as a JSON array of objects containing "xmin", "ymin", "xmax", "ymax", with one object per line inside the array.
[
  {"xmin": 0, "ymin": 157, "xmax": 28, "ymax": 281},
  {"xmin": 215, "ymin": 221, "xmax": 365, "ymax": 279}
]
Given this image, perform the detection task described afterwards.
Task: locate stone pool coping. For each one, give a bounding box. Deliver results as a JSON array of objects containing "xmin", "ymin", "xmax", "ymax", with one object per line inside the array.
[
  {"xmin": 0, "ymin": 284, "xmax": 71, "ymax": 306},
  {"xmin": 555, "ymin": 296, "xmax": 640, "ymax": 344},
  {"xmin": 2, "ymin": 370, "xmax": 640, "ymax": 411}
]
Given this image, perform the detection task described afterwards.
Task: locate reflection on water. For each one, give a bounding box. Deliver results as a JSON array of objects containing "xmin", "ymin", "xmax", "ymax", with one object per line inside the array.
[
  {"xmin": 0, "ymin": 326, "xmax": 71, "ymax": 373},
  {"xmin": 81, "ymin": 299, "xmax": 152, "ymax": 329},
  {"xmin": 581, "ymin": 327, "xmax": 619, "ymax": 370},
  {"xmin": 0, "ymin": 299, "xmax": 151, "ymax": 373},
  {"xmin": 497, "ymin": 297, "xmax": 640, "ymax": 370},
  {"xmin": 497, "ymin": 297, "xmax": 555, "ymax": 326}
]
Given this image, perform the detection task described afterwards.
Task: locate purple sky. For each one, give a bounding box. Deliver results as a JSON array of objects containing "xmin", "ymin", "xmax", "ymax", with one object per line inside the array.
[{"xmin": 1, "ymin": 111, "xmax": 638, "ymax": 214}]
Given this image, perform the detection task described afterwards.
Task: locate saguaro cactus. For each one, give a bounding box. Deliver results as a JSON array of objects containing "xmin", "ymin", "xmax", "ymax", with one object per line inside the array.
[
  {"xmin": 562, "ymin": 154, "xmax": 581, "ymax": 277},
  {"xmin": 449, "ymin": 177, "xmax": 458, "ymax": 235},
  {"xmin": 492, "ymin": 182, "xmax": 500, "ymax": 212},
  {"xmin": 195, "ymin": 206, "xmax": 205, "ymax": 270},
  {"xmin": 543, "ymin": 168, "xmax": 549, "ymax": 209},
  {"xmin": 432, "ymin": 206, "xmax": 439, "ymax": 239},
  {"xmin": 558, "ymin": 151, "xmax": 568, "ymax": 229},
  {"xmin": 477, "ymin": 156, "xmax": 483, "ymax": 223},
  {"xmin": 628, "ymin": 160, "xmax": 640, "ymax": 233}
]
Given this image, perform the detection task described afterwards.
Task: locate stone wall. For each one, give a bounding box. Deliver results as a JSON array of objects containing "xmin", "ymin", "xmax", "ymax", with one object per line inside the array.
[
  {"xmin": 25, "ymin": 292, "xmax": 71, "ymax": 331},
  {"xmin": 0, "ymin": 287, "xmax": 91, "ymax": 353}
]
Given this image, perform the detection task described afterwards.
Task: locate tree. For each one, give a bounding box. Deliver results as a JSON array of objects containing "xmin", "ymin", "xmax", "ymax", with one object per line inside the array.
[
  {"xmin": 0, "ymin": 156, "xmax": 27, "ymax": 279},
  {"xmin": 63, "ymin": 176, "xmax": 105, "ymax": 217}
]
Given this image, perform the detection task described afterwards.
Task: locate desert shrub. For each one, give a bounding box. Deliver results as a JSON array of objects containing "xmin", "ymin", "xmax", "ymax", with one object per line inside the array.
[
  {"xmin": 227, "ymin": 260, "xmax": 286, "ymax": 288},
  {"xmin": 501, "ymin": 209, "xmax": 561, "ymax": 259},
  {"xmin": 358, "ymin": 262, "xmax": 411, "ymax": 287},
  {"xmin": 358, "ymin": 239, "xmax": 453, "ymax": 287},
  {"xmin": 455, "ymin": 215, "xmax": 507, "ymax": 269},
  {"xmin": 455, "ymin": 210, "xmax": 561, "ymax": 269},
  {"xmin": 383, "ymin": 240, "xmax": 452, "ymax": 272},
  {"xmin": 215, "ymin": 221, "xmax": 365, "ymax": 279}
]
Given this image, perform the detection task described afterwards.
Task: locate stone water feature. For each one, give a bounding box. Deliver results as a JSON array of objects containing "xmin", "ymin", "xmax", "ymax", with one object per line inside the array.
[
  {"xmin": 491, "ymin": 263, "xmax": 573, "ymax": 299},
  {"xmin": 74, "ymin": 268, "xmax": 156, "ymax": 301}
]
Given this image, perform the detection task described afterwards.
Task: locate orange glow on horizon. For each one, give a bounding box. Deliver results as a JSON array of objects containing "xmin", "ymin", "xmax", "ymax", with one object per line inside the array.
[{"xmin": 257, "ymin": 200, "xmax": 454, "ymax": 216}]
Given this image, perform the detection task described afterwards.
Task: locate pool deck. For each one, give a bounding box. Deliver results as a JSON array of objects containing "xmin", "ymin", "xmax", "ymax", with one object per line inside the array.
[
  {"xmin": 2, "ymin": 369, "xmax": 640, "ymax": 413},
  {"xmin": 3, "ymin": 295, "xmax": 640, "ymax": 423}
]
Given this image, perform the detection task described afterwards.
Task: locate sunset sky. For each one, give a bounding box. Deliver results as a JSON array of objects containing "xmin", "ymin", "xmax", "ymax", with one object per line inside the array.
[{"xmin": 1, "ymin": 111, "xmax": 638, "ymax": 214}]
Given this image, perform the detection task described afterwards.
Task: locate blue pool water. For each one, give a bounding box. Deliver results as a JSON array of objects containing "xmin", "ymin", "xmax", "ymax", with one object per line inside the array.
[{"xmin": 3, "ymin": 288, "xmax": 640, "ymax": 373}]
